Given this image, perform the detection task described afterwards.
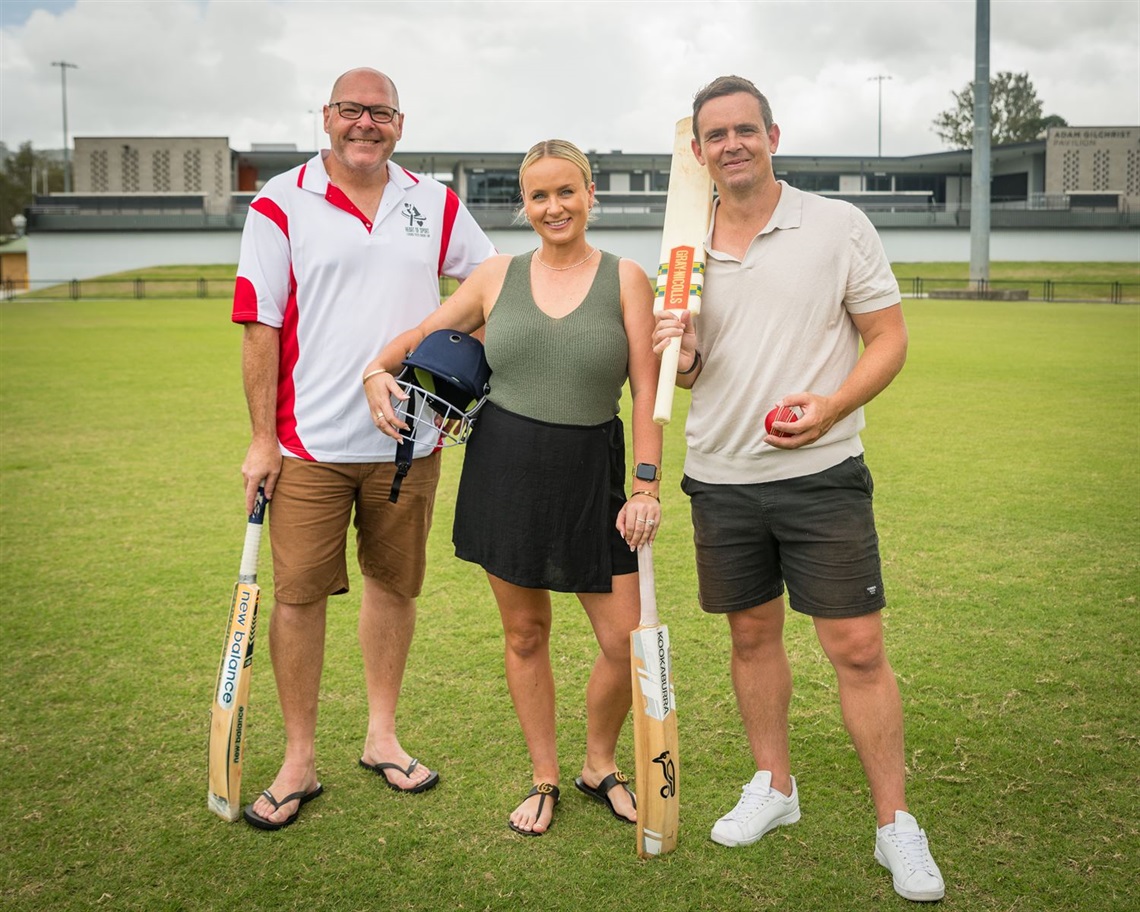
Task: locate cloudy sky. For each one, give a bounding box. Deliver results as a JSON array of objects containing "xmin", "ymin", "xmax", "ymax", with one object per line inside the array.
[{"xmin": 2, "ymin": 0, "xmax": 1137, "ymax": 160}]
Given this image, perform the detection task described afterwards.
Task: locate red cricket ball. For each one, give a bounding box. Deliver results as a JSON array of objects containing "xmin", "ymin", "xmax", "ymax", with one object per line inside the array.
[{"xmin": 764, "ymin": 405, "xmax": 800, "ymax": 438}]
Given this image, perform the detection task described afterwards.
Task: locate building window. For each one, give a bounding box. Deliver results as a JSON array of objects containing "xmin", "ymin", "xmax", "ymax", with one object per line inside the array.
[
  {"xmin": 91, "ymin": 150, "xmax": 108, "ymax": 192},
  {"xmin": 153, "ymin": 150, "xmax": 170, "ymax": 191},
  {"xmin": 992, "ymin": 172, "xmax": 1028, "ymax": 202},
  {"xmin": 122, "ymin": 146, "xmax": 140, "ymax": 192},
  {"xmin": 1062, "ymin": 149, "xmax": 1080, "ymax": 191},
  {"xmin": 652, "ymin": 170, "xmax": 670, "ymax": 192},
  {"xmin": 184, "ymin": 149, "xmax": 202, "ymax": 192},
  {"xmin": 630, "ymin": 172, "xmax": 645, "ymax": 192},
  {"xmin": 1127, "ymin": 150, "xmax": 1140, "ymax": 198},
  {"xmin": 895, "ymin": 174, "xmax": 945, "ymax": 204},
  {"xmin": 467, "ymin": 170, "xmax": 519, "ymax": 205},
  {"xmin": 1093, "ymin": 149, "xmax": 1110, "ymax": 191},
  {"xmin": 787, "ymin": 173, "xmax": 839, "ymax": 192},
  {"xmin": 594, "ymin": 172, "xmax": 610, "ymax": 191}
]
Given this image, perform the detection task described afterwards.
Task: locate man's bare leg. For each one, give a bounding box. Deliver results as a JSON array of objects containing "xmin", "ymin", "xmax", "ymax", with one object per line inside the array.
[
  {"xmin": 359, "ymin": 575, "xmax": 435, "ymax": 789},
  {"xmin": 247, "ymin": 597, "xmax": 326, "ymax": 824}
]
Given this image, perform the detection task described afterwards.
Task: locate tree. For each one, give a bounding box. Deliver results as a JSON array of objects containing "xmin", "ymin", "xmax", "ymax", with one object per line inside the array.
[
  {"xmin": 932, "ymin": 71, "xmax": 1068, "ymax": 148},
  {"xmin": 0, "ymin": 142, "xmax": 65, "ymax": 238}
]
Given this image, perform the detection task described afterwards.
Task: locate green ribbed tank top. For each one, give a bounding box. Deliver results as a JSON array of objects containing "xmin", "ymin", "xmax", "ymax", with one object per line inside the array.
[{"xmin": 485, "ymin": 250, "xmax": 628, "ymax": 426}]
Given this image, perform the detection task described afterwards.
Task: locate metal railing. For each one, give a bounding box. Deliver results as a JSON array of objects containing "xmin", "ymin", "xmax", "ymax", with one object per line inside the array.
[
  {"xmin": 4, "ymin": 275, "xmax": 1136, "ymax": 304},
  {"xmin": 3, "ymin": 276, "xmax": 234, "ymax": 301},
  {"xmin": 903, "ymin": 277, "xmax": 1139, "ymax": 304}
]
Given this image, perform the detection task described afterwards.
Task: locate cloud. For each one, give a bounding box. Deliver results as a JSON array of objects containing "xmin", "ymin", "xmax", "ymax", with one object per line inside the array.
[{"xmin": 2, "ymin": 0, "xmax": 1136, "ymax": 159}]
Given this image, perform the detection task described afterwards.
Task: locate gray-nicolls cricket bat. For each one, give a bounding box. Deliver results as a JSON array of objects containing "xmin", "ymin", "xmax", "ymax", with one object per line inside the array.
[
  {"xmin": 653, "ymin": 115, "xmax": 714, "ymax": 425},
  {"xmin": 630, "ymin": 543, "xmax": 679, "ymax": 857},
  {"xmin": 207, "ymin": 486, "xmax": 266, "ymax": 821}
]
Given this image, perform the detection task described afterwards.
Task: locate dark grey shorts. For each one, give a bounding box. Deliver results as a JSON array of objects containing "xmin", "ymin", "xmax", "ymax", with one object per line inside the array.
[{"xmin": 681, "ymin": 456, "xmax": 886, "ymax": 619}]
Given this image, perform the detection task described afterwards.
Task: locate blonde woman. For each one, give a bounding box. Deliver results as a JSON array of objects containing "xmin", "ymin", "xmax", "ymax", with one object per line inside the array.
[{"xmin": 363, "ymin": 139, "xmax": 661, "ymax": 836}]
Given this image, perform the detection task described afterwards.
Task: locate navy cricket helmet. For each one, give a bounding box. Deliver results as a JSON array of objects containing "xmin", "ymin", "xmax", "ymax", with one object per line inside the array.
[
  {"xmin": 393, "ymin": 329, "xmax": 491, "ymax": 447},
  {"xmin": 387, "ymin": 330, "xmax": 491, "ymax": 503}
]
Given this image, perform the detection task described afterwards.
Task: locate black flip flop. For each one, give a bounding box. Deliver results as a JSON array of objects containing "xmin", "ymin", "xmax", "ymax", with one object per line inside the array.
[
  {"xmin": 508, "ymin": 783, "xmax": 560, "ymax": 836},
  {"xmin": 359, "ymin": 757, "xmax": 440, "ymax": 794},
  {"xmin": 574, "ymin": 771, "xmax": 637, "ymax": 824},
  {"xmin": 243, "ymin": 783, "xmax": 323, "ymax": 830}
]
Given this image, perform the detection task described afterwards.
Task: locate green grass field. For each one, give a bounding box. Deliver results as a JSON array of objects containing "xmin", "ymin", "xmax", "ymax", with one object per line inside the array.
[{"xmin": 1, "ymin": 285, "xmax": 1138, "ymax": 911}]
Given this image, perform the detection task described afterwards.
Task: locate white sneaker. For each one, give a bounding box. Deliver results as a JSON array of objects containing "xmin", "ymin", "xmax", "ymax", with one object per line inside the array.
[
  {"xmin": 875, "ymin": 810, "xmax": 946, "ymax": 902},
  {"xmin": 710, "ymin": 770, "xmax": 800, "ymax": 847}
]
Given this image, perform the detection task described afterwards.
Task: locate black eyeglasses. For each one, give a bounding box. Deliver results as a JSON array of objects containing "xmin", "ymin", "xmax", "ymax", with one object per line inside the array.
[{"xmin": 329, "ymin": 101, "xmax": 399, "ymax": 124}]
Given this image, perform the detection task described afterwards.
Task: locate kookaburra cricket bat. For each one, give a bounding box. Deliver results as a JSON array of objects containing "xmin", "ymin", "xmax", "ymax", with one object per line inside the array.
[
  {"xmin": 630, "ymin": 544, "xmax": 679, "ymax": 857},
  {"xmin": 207, "ymin": 486, "xmax": 266, "ymax": 821},
  {"xmin": 653, "ymin": 115, "xmax": 714, "ymax": 425}
]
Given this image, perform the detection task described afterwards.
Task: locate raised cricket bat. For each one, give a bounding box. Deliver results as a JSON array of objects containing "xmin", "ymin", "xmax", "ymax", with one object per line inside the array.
[
  {"xmin": 653, "ymin": 115, "xmax": 714, "ymax": 425},
  {"xmin": 630, "ymin": 543, "xmax": 679, "ymax": 857},
  {"xmin": 207, "ymin": 486, "xmax": 266, "ymax": 821}
]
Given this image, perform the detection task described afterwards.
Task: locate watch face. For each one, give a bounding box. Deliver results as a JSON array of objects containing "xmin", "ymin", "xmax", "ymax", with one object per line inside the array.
[{"xmin": 634, "ymin": 463, "xmax": 658, "ymax": 482}]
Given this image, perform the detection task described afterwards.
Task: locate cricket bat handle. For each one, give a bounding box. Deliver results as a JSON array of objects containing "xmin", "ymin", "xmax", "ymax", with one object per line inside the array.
[
  {"xmin": 653, "ymin": 328, "xmax": 684, "ymax": 426},
  {"xmin": 637, "ymin": 543, "xmax": 659, "ymax": 627},
  {"xmin": 238, "ymin": 487, "xmax": 267, "ymax": 582}
]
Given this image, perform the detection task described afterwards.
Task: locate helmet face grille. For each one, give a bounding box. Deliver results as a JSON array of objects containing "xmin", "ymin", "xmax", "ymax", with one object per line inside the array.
[{"xmin": 393, "ymin": 330, "xmax": 491, "ymax": 447}]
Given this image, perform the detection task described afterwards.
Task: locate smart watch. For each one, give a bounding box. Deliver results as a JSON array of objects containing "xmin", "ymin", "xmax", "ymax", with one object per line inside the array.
[{"xmin": 633, "ymin": 463, "xmax": 660, "ymax": 483}]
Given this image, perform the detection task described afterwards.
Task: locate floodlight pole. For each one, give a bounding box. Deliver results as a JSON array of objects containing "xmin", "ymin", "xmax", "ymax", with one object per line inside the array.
[
  {"xmin": 969, "ymin": 0, "xmax": 991, "ymax": 289},
  {"xmin": 52, "ymin": 61, "xmax": 78, "ymax": 193},
  {"xmin": 868, "ymin": 74, "xmax": 891, "ymax": 157},
  {"xmin": 308, "ymin": 109, "xmax": 319, "ymax": 150}
]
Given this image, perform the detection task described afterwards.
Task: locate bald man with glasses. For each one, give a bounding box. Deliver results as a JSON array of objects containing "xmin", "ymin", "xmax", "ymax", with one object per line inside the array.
[{"xmin": 232, "ymin": 67, "xmax": 495, "ymax": 830}]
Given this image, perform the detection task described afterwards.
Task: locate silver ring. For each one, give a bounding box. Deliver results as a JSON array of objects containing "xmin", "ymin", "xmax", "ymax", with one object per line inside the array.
[
  {"xmin": 636, "ymin": 517, "xmax": 646, "ymax": 524},
  {"xmin": 646, "ymin": 519, "xmax": 656, "ymax": 526}
]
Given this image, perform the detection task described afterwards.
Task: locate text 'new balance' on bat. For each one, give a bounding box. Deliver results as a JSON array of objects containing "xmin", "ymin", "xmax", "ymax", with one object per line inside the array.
[{"xmin": 207, "ymin": 486, "xmax": 266, "ymax": 821}]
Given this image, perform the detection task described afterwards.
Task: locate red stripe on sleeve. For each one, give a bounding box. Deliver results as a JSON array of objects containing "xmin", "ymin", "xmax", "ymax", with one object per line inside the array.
[
  {"xmin": 250, "ymin": 197, "xmax": 289, "ymax": 240},
  {"xmin": 231, "ymin": 275, "xmax": 260, "ymax": 323},
  {"xmin": 437, "ymin": 188, "xmax": 460, "ymax": 276}
]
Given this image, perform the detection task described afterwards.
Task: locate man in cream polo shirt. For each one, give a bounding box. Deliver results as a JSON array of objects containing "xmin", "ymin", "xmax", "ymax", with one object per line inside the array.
[
  {"xmin": 653, "ymin": 75, "xmax": 945, "ymax": 903},
  {"xmin": 232, "ymin": 67, "xmax": 494, "ymax": 830}
]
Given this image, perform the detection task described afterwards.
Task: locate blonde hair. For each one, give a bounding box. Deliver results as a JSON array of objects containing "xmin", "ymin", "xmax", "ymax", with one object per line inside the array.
[{"xmin": 515, "ymin": 139, "xmax": 598, "ymax": 224}]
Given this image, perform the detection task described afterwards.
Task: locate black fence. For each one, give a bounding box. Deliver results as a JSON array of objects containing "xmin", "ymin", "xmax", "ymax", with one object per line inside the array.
[
  {"xmin": 2, "ymin": 276, "xmax": 236, "ymax": 301},
  {"xmin": 2, "ymin": 275, "xmax": 1137, "ymax": 304},
  {"xmin": 902, "ymin": 277, "xmax": 1139, "ymax": 305},
  {"xmin": 1, "ymin": 276, "xmax": 459, "ymax": 302}
]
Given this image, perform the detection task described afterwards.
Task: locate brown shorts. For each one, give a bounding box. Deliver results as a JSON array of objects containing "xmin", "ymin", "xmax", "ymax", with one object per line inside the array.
[{"xmin": 268, "ymin": 452, "xmax": 441, "ymax": 604}]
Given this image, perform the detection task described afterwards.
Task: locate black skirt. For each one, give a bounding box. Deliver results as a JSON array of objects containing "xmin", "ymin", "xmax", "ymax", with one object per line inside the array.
[{"xmin": 453, "ymin": 401, "xmax": 637, "ymax": 592}]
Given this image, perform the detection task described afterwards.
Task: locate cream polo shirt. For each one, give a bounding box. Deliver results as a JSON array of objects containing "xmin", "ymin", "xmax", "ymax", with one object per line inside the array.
[
  {"xmin": 683, "ymin": 182, "xmax": 900, "ymax": 485},
  {"xmin": 232, "ymin": 153, "xmax": 495, "ymax": 463}
]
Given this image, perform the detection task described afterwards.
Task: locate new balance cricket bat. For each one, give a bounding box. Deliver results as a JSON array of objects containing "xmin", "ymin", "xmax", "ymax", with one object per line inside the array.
[
  {"xmin": 630, "ymin": 543, "xmax": 679, "ymax": 857},
  {"xmin": 207, "ymin": 486, "xmax": 266, "ymax": 821},
  {"xmin": 653, "ymin": 115, "xmax": 714, "ymax": 425}
]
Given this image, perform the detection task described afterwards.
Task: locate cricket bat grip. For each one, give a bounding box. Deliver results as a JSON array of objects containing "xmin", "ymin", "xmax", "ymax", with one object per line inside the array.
[
  {"xmin": 653, "ymin": 332, "xmax": 683, "ymax": 425},
  {"xmin": 637, "ymin": 544, "xmax": 660, "ymax": 627},
  {"xmin": 238, "ymin": 487, "xmax": 267, "ymax": 581}
]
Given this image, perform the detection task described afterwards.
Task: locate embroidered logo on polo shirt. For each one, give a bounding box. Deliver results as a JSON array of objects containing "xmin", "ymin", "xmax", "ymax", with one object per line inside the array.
[{"xmin": 402, "ymin": 203, "xmax": 430, "ymax": 238}]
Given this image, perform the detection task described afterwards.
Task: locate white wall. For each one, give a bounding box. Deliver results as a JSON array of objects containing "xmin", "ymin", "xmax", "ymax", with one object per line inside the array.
[
  {"xmin": 28, "ymin": 231, "xmax": 243, "ymax": 283},
  {"xmin": 26, "ymin": 226, "xmax": 1139, "ymax": 286},
  {"xmin": 878, "ymin": 228, "xmax": 1140, "ymax": 263}
]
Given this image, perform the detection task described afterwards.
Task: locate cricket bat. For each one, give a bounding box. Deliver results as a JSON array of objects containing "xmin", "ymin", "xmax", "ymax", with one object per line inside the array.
[
  {"xmin": 207, "ymin": 486, "xmax": 266, "ymax": 821},
  {"xmin": 653, "ymin": 115, "xmax": 714, "ymax": 425},
  {"xmin": 630, "ymin": 543, "xmax": 679, "ymax": 857}
]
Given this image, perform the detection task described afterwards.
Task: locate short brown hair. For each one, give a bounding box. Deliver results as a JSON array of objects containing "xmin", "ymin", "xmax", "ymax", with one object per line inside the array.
[{"xmin": 692, "ymin": 75, "xmax": 774, "ymax": 140}]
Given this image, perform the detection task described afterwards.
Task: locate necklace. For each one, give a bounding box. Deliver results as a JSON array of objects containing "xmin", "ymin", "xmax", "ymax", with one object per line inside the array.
[{"xmin": 535, "ymin": 246, "xmax": 597, "ymax": 271}]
